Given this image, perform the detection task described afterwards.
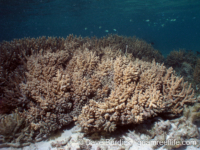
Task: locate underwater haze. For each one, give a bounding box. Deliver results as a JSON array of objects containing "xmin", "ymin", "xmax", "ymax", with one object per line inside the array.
[{"xmin": 0, "ymin": 0, "xmax": 200, "ymax": 56}]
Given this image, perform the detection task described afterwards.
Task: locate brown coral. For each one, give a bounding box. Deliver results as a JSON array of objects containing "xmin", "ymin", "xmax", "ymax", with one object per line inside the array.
[
  {"xmin": 0, "ymin": 36, "xmax": 67, "ymax": 113},
  {"xmin": 0, "ymin": 110, "xmax": 31, "ymax": 148},
  {"xmin": 165, "ymin": 49, "xmax": 185, "ymax": 67},
  {"xmin": 0, "ymin": 34, "xmax": 163, "ymax": 114},
  {"xmin": 166, "ymin": 49, "xmax": 197, "ymax": 69},
  {"xmin": 194, "ymin": 58, "xmax": 200, "ymax": 83},
  {"xmin": 165, "ymin": 49, "xmax": 197, "ymax": 82},
  {"xmin": 18, "ymin": 48, "xmax": 115, "ymax": 142},
  {"xmin": 183, "ymin": 100, "xmax": 200, "ymax": 123},
  {"xmin": 76, "ymin": 56, "xmax": 196, "ymax": 133},
  {"xmin": 0, "ymin": 35, "xmax": 196, "ymax": 147}
]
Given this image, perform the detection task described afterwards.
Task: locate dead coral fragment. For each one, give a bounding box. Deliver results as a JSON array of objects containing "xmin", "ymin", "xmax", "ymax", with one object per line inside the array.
[
  {"xmin": 0, "ymin": 110, "xmax": 32, "ymax": 147},
  {"xmin": 51, "ymin": 136, "xmax": 71, "ymax": 148},
  {"xmin": 183, "ymin": 101, "xmax": 200, "ymax": 123},
  {"xmin": 127, "ymin": 117, "xmax": 199, "ymax": 150},
  {"xmin": 0, "ymin": 110, "xmax": 24, "ymax": 136}
]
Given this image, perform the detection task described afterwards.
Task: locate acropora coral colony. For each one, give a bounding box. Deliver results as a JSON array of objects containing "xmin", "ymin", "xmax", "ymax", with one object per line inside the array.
[{"xmin": 0, "ymin": 34, "xmax": 199, "ymax": 148}]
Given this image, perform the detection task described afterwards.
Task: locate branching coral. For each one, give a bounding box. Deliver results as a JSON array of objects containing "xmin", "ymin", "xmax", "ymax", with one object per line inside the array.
[
  {"xmin": 0, "ymin": 36, "xmax": 67, "ymax": 113},
  {"xmin": 194, "ymin": 58, "xmax": 200, "ymax": 83},
  {"xmin": 165, "ymin": 49, "xmax": 197, "ymax": 72},
  {"xmin": 0, "ymin": 35, "xmax": 163, "ymax": 114},
  {"xmin": 165, "ymin": 49, "xmax": 197, "ymax": 81},
  {"xmin": 0, "ymin": 35, "xmax": 197, "ymax": 147},
  {"xmin": 18, "ymin": 48, "xmax": 115, "ymax": 142},
  {"xmin": 96, "ymin": 34, "xmax": 164, "ymax": 62},
  {"xmin": 19, "ymin": 50, "xmax": 73, "ymax": 139},
  {"xmin": 76, "ymin": 56, "xmax": 196, "ymax": 133},
  {"xmin": 165, "ymin": 49, "xmax": 185, "ymax": 67}
]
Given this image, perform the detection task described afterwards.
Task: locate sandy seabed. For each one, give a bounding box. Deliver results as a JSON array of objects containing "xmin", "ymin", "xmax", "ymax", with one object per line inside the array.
[{"xmin": 0, "ymin": 124, "xmax": 199, "ymax": 150}]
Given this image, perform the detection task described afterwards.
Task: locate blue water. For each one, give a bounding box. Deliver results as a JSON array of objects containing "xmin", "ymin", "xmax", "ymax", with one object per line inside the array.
[{"xmin": 0, "ymin": 0, "xmax": 200, "ymax": 56}]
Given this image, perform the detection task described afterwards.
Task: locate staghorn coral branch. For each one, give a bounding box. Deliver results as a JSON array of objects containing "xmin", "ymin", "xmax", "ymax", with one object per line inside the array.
[{"xmin": 76, "ymin": 56, "xmax": 196, "ymax": 133}]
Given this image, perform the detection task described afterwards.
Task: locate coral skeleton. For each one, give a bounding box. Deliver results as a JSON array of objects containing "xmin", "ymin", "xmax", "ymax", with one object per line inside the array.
[{"xmin": 127, "ymin": 117, "xmax": 199, "ymax": 149}]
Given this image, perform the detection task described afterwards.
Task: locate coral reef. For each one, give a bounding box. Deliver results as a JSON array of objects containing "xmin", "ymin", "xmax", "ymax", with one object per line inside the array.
[
  {"xmin": 19, "ymin": 50, "xmax": 74, "ymax": 141},
  {"xmin": 46, "ymin": 116, "xmax": 200, "ymax": 150},
  {"xmin": 0, "ymin": 36, "xmax": 67, "ymax": 113},
  {"xmin": 183, "ymin": 99, "xmax": 200, "ymax": 123},
  {"xmin": 165, "ymin": 49, "xmax": 185, "ymax": 67},
  {"xmin": 165, "ymin": 49, "xmax": 197, "ymax": 82},
  {"xmin": 0, "ymin": 110, "xmax": 31, "ymax": 148},
  {"xmin": 165, "ymin": 49, "xmax": 197, "ymax": 68},
  {"xmin": 152, "ymin": 117, "xmax": 199, "ymax": 149},
  {"xmin": 76, "ymin": 56, "xmax": 196, "ymax": 133},
  {"xmin": 0, "ymin": 34, "xmax": 163, "ymax": 114},
  {"xmin": 179, "ymin": 61, "xmax": 194, "ymax": 82},
  {"xmin": 127, "ymin": 117, "xmax": 199, "ymax": 150},
  {"xmin": 164, "ymin": 49, "xmax": 200, "ymax": 95},
  {"xmin": 18, "ymin": 49, "xmax": 108, "ymax": 142},
  {"xmin": 100, "ymin": 34, "xmax": 164, "ymax": 63},
  {"xmin": 0, "ymin": 35, "xmax": 197, "ymax": 148},
  {"xmin": 194, "ymin": 58, "xmax": 200, "ymax": 83}
]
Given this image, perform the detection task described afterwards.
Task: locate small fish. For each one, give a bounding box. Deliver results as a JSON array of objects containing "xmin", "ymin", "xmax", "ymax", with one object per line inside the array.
[
  {"xmin": 150, "ymin": 42, "xmax": 154, "ymax": 45},
  {"xmin": 105, "ymin": 30, "xmax": 109, "ymax": 32},
  {"xmin": 170, "ymin": 19, "xmax": 176, "ymax": 21},
  {"xmin": 85, "ymin": 27, "xmax": 87, "ymax": 30},
  {"xmin": 99, "ymin": 26, "xmax": 102, "ymax": 29},
  {"xmin": 113, "ymin": 29, "xmax": 117, "ymax": 31}
]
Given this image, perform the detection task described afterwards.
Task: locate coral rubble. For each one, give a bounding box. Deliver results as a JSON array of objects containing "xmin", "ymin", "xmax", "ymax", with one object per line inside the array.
[
  {"xmin": 183, "ymin": 100, "xmax": 200, "ymax": 123},
  {"xmin": 127, "ymin": 117, "xmax": 199, "ymax": 149}
]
